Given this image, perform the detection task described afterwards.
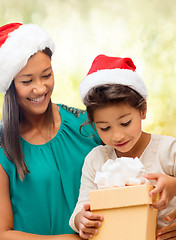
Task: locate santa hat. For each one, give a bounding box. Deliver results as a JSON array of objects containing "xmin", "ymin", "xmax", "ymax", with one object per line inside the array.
[
  {"xmin": 0, "ymin": 22, "xmax": 55, "ymax": 93},
  {"xmin": 80, "ymin": 54, "xmax": 147, "ymax": 101}
]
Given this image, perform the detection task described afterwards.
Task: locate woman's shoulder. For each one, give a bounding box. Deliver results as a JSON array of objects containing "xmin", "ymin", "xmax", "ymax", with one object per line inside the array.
[
  {"xmin": 0, "ymin": 145, "xmax": 14, "ymax": 177},
  {"xmin": 58, "ymin": 103, "xmax": 100, "ymax": 138},
  {"xmin": 59, "ymin": 104, "xmax": 86, "ymax": 119},
  {"xmin": 58, "ymin": 103, "xmax": 88, "ymax": 126},
  {"xmin": 0, "ymin": 122, "xmax": 2, "ymax": 147}
]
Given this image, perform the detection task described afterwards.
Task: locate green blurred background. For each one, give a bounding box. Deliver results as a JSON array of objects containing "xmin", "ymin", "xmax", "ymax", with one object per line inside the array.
[{"xmin": 0, "ymin": 0, "xmax": 176, "ymax": 136}]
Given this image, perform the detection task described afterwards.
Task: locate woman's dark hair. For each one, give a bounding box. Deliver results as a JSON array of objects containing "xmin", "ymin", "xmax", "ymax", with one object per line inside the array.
[
  {"xmin": 81, "ymin": 84, "xmax": 147, "ymax": 130},
  {"xmin": 1, "ymin": 47, "xmax": 53, "ymax": 180}
]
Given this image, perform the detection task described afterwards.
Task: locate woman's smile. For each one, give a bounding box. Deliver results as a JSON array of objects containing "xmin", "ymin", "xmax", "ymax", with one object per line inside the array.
[{"xmin": 27, "ymin": 93, "xmax": 47, "ymax": 103}]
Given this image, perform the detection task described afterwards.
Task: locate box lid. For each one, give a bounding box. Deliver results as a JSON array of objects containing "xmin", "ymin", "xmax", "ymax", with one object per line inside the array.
[{"xmin": 89, "ymin": 184, "xmax": 156, "ymax": 210}]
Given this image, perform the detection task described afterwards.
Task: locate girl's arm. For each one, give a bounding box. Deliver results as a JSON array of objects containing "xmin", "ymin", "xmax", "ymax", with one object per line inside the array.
[
  {"xmin": 74, "ymin": 203, "xmax": 103, "ymax": 239},
  {"xmin": 0, "ymin": 165, "xmax": 81, "ymax": 240},
  {"xmin": 144, "ymin": 173, "xmax": 176, "ymax": 210},
  {"xmin": 69, "ymin": 147, "xmax": 104, "ymax": 238}
]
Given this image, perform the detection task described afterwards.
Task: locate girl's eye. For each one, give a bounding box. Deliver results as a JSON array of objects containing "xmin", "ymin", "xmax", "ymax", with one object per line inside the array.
[
  {"xmin": 100, "ymin": 126, "xmax": 110, "ymax": 131},
  {"xmin": 21, "ymin": 80, "xmax": 32, "ymax": 84},
  {"xmin": 121, "ymin": 120, "xmax": 131, "ymax": 126},
  {"xmin": 42, "ymin": 72, "xmax": 52, "ymax": 79}
]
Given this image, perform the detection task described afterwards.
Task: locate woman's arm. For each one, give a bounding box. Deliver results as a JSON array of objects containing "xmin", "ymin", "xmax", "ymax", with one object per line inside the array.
[
  {"xmin": 0, "ymin": 165, "xmax": 82, "ymax": 240},
  {"xmin": 156, "ymin": 209, "xmax": 176, "ymax": 240}
]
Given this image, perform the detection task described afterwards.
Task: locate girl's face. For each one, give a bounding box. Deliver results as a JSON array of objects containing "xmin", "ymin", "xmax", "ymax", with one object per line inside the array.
[
  {"xmin": 93, "ymin": 103, "xmax": 146, "ymax": 157},
  {"xmin": 14, "ymin": 51, "xmax": 54, "ymax": 117}
]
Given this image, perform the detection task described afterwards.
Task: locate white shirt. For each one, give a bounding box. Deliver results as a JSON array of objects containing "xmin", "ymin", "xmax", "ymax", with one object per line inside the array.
[{"xmin": 69, "ymin": 134, "xmax": 176, "ymax": 232}]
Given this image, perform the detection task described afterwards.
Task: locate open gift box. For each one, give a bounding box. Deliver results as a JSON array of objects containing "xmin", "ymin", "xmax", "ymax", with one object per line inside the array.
[{"xmin": 89, "ymin": 184, "xmax": 158, "ymax": 240}]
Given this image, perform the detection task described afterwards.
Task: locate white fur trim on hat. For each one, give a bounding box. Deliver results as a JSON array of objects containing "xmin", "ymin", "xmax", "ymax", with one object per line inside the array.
[
  {"xmin": 80, "ymin": 68, "xmax": 147, "ymax": 101},
  {"xmin": 0, "ymin": 24, "xmax": 55, "ymax": 93}
]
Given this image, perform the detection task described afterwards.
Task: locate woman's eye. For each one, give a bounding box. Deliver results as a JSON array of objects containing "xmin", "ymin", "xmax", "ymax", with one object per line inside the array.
[
  {"xmin": 42, "ymin": 72, "xmax": 52, "ymax": 78},
  {"xmin": 22, "ymin": 80, "xmax": 32, "ymax": 84},
  {"xmin": 100, "ymin": 126, "xmax": 110, "ymax": 131},
  {"xmin": 121, "ymin": 120, "xmax": 131, "ymax": 126}
]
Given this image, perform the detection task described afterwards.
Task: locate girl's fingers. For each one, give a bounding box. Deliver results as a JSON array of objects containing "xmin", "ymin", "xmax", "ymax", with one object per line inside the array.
[
  {"xmin": 83, "ymin": 203, "xmax": 104, "ymax": 221},
  {"xmin": 152, "ymin": 202, "xmax": 167, "ymax": 210},
  {"xmin": 144, "ymin": 173, "xmax": 161, "ymax": 180},
  {"xmin": 83, "ymin": 210, "xmax": 103, "ymax": 221},
  {"xmin": 151, "ymin": 192, "xmax": 168, "ymax": 210},
  {"xmin": 79, "ymin": 229, "xmax": 93, "ymax": 239},
  {"xmin": 83, "ymin": 203, "xmax": 91, "ymax": 211},
  {"xmin": 79, "ymin": 223, "xmax": 99, "ymax": 238},
  {"xmin": 150, "ymin": 185, "xmax": 164, "ymax": 197},
  {"xmin": 80, "ymin": 225, "xmax": 99, "ymax": 234},
  {"xmin": 82, "ymin": 216, "xmax": 102, "ymax": 228}
]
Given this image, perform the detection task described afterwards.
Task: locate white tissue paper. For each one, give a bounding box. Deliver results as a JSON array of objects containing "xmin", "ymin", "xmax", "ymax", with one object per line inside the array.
[{"xmin": 94, "ymin": 157, "xmax": 149, "ymax": 189}]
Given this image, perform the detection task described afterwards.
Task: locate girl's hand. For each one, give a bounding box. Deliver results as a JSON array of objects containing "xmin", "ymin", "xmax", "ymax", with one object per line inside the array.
[
  {"xmin": 75, "ymin": 203, "xmax": 103, "ymax": 239},
  {"xmin": 144, "ymin": 173, "xmax": 176, "ymax": 210},
  {"xmin": 156, "ymin": 209, "xmax": 176, "ymax": 240}
]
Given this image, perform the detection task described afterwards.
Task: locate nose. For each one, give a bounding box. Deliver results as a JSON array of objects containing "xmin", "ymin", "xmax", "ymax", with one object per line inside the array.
[
  {"xmin": 33, "ymin": 80, "xmax": 46, "ymax": 94},
  {"xmin": 112, "ymin": 129, "xmax": 125, "ymax": 143}
]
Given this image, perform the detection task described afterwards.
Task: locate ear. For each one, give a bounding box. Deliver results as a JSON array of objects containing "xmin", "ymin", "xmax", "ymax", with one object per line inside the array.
[{"xmin": 141, "ymin": 104, "xmax": 147, "ymax": 120}]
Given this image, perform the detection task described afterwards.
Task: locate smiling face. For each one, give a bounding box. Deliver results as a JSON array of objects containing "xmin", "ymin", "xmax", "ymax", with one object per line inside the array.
[
  {"xmin": 14, "ymin": 51, "xmax": 54, "ymax": 117},
  {"xmin": 93, "ymin": 103, "xmax": 147, "ymax": 157}
]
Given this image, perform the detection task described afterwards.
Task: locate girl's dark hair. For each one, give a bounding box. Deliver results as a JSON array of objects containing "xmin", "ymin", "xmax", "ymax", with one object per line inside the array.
[
  {"xmin": 1, "ymin": 47, "xmax": 53, "ymax": 180},
  {"xmin": 81, "ymin": 84, "xmax": 147, "ymax": 129}
]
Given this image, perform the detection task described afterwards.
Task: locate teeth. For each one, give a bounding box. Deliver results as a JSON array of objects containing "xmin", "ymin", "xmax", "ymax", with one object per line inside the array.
[{"xmin": 29, "ymin": 95, "xmax": 45, "ymax": 102}]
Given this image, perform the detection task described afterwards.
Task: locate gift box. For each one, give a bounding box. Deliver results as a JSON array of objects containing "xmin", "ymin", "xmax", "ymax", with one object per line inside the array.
[{"xmin": 89, "ymin": 184, "xmax": 158, "ymax": 240}]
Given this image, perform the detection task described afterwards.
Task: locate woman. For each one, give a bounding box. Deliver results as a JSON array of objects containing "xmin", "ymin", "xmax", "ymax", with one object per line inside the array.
[{"xmin": 0, "ymin": 22, "xmax": 101, "ymax": 239}]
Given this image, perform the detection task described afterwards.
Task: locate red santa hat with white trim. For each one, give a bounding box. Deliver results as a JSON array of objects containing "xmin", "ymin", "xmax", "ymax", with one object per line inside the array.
[
  {"xmin": 80, "ymin": 54, "xmax": 147, "ymax": 101},
  {"xmin": 0, "ymin": 22, "xmax": 55, "ymax": 93}
]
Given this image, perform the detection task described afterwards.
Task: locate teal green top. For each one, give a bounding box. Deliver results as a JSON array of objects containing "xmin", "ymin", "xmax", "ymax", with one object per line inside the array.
[{"xmin": 0, "ymin": 104, "xmax": 101, "ymax": 235}]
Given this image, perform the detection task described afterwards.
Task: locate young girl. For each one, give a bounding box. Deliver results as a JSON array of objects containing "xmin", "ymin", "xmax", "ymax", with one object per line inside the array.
[
  {"xmin": 0, "ymin": 23, "xmax": 101, "ymax": 239},
  {"xmin": 69, "ymin": 55, "xmax": 176, "ymax": 240}
]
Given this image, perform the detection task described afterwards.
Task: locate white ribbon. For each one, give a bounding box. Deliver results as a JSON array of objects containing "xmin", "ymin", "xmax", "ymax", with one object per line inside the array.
[{"xmin": 94, "ymin": 157, "xmax": 149, "ymax": 189}]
